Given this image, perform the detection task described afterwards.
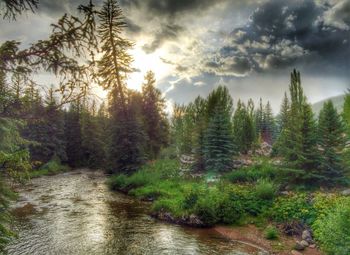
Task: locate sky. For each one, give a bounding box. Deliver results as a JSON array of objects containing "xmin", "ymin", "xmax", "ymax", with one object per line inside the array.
[{"xmin": 0, "ymin": 0, "xmax": 349, "ymax": 113}]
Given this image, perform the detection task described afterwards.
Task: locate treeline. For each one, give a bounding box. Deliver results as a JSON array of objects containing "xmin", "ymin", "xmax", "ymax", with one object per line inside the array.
[
  {"xmin": 171, "ymin": 70, "xmax": 350, "ymax": 185},
  {"xmin": 0, "ymin": 70, "xmax": 169, "ymax": 172}
]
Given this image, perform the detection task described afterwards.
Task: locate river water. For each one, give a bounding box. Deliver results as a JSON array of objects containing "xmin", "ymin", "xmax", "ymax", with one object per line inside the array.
[{"xmin": 6, "ymin": 170, "xmax": 261, "ymax": 255}]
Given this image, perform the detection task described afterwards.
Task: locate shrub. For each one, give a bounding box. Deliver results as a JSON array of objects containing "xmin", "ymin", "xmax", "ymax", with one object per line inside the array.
[
  {"xmin": 264, "ymin": 225, "xmax": 279, "ymax": 240},
  {"xmin": 193, "ymin": 187, "xmax": 244, "ymax": 226},
  {"xmin": 225, "ymin": 162, "xmax": 278, "ymax": 184},
  {"xmin": 269, "ymin": 193, "xmax": 316, "ymax": 224},
  {"xmin": 255, "ymin": 179, "xmax": 277, "ymax": 200},
  {"xmin": 313, "ymin": 200, "xmax": 350, "ymax": 255},
  {"xmin": 108, "ymin": 174, "xmax": 128, "ymax": 190},
  {"xmin": 28, "ymin": 158, "xmax": 69, "ymax": 178},
  {"xmin": 219, "ymin": 193, "xmax": 244, "ymax": 224}
]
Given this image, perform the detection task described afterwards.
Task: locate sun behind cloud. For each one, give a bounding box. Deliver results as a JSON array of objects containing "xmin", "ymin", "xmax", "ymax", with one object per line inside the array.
[{"xmin": 126, "ymin": 45, "xmax": 172, "ymax": 91}]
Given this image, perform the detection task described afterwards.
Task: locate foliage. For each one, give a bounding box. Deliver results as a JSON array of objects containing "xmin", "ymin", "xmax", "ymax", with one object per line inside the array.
[
  {"xmin": 313, "ymin": 199, "xmax": 350, "ymax": 255},
  {"xmin": 141, "ymin": 71, "xmax": 169, "ymax": 159},
  {"xmin": 224, "ymin": 162, "xmax": 278, "ymax": 183},
  {"xmin": 264, "ymin": 226, "xmax": 279, "ymax": 240},
  {"xmin": 233, "ymin": 100, "xmax": 256, "ymax": 154},
  {"xmin": 318, "ymin": 100, "xmax": 347, "ymax": 183},
  {"xmin": 269, "ymin": 193, "xmax": 316, "ymax": 224},
  {"xmin": 28, "ymin": 158, "xmax": 70, "ymax": 178},
  {"xmin": 255, "ymin": 179, "xmax": 277, "ymax": 200},
  {"xmin": 0, "ymin": 179, "xmax": 16, "ymax": 252}
]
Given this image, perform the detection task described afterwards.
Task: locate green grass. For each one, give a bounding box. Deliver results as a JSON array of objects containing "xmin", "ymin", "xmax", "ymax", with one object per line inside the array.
[{"xmin": 28, "ymin": 159, "xmax": 70, "ymax": 178}]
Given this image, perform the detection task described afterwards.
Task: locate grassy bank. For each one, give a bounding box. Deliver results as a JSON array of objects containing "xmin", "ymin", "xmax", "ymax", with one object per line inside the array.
[
  {"xmin": 27, "ymin": 159, "xmax": 70, "ymax": 178},
  {"xmin": 109, "ymin": 159, "xmax": 350, "ymax": 254}
]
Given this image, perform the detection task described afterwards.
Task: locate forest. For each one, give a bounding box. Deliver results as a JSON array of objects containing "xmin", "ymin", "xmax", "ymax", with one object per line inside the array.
[{"xmin": 0, "ymin": 0, "xmax": 350, "ymax": 255}]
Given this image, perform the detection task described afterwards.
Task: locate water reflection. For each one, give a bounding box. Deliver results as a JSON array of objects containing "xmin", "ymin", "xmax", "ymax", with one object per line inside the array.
[{"xmin": 6, "ymin": 170, "xmax": 257, "ymax": 255}]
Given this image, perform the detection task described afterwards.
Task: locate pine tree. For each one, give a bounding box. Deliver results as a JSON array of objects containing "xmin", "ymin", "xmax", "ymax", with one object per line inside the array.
[
  {"xmin": 277, "ymin": 92, "xmax": 290, "ymax": 133},
  {"xmin": 274, "ymin": 70, "xmax": 320, "ymax": 178},
  {"xmin": 300, "ymin": 102, "xmax": 319, "ymax": 176},
  {"xmin": 318, "ymin": 101, "xmax": 346, "ymax": 182},
  {"xmin": 141, "ymin": 71, "xmax": 169, "ymax": 159},
  {"xmin": 342, "ymin": 90, "xmax": 350, "ymax": 170},
  {"xmin": 64, "ymin": 101, "xmax": 83, "ymax": 167},
  {"xmin": 107, "ymin": 90, "xmax": 146, "ymax": 173},
  {"xmin": 204, "ymin": 106, "xmax": 235, "ymax": 172},
  {"xmin": 262, "ymin": 101, "xmax": 277, "ymax": 144},
  {"xmin": 233, "ymin": 100, "xmax": 255, "ymax": 154},
  {"xmin": 23, "ymin": 88, "xmax": 66, "ymax": 163},
  {"xmin": 81, "ymin": 101, "xmax": 106, "ymax": 169},
  {"xmin": 97, "ymin": 0, "xmax": 145, "ymax": 173},
  {"xmin": 204, "ymin": 86, "xmax": 235, "ymax": 172}
]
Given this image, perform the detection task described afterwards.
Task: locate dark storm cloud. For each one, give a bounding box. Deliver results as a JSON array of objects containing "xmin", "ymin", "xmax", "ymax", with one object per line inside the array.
[
  {"xmin": 206, "ymin": 0, "xmax": 350, "ymax": 76},
  {"xmin": 142, "ymin": 23, "xmax": 184, "ymax": 53},
  {"xmin": 120, "ymin": 0, "xmax": 221, "ymax": 17}
]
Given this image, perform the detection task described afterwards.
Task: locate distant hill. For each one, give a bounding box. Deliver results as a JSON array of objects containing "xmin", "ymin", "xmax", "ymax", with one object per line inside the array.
[{"xmin": 312, "ymin": 94, "xmax": 346, "ymax": 115}]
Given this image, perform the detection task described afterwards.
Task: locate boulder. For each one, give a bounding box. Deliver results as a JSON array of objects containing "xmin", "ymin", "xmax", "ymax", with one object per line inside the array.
[
  {"xmin": 294, "ymin": 241, "xmax": 306, "ymax": 251},
  {"xmin": 300, "ymin": 240, "xmax": 309, "ymax": 247},
  {"xmin": 302, "ymin": 229, "xmax": 313, "ymax": 244},
  {"xmin": 341, "ymin": 189, "xmax": 350, "ymax": 196}
]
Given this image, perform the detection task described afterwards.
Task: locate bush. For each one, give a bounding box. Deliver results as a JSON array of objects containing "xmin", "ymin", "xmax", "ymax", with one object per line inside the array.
[
  {"xmin": 313, "ymin": 200, "xmax": 350, "ymax": 255},
  {"xmin": 193, "ymin": 187, "xmax": 244, "ymax": 226},
  {"xmin": 225, "ymin": 162, "xmax": 278, "ymax": 184},
  {"xmin": 269, "ymin": 193, "xmax": 316, "ymax": 224},
  {"xmin": 264, "ymin": 225, "xmax": 279, "ymax": 240},
  {"xmin": 28, "ymin": 158, "xmax": 69, "ymax": 178},
  {"xmin": 255, "ymin": 179, "xmax": 277, "ymax": 200},
  {"xmin": 108, "ymin": 174, "xmax": 128, "ymax": 190}
]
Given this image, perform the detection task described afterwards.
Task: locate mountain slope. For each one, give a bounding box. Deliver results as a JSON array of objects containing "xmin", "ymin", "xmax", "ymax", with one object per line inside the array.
[{"xmin": 312, "ymin": 94, "xmax": 345, "ymax": 115}]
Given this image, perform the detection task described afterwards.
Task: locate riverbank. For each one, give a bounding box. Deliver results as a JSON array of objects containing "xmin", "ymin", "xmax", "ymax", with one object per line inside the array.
[
  {"xmin": 108, "ymin": 159, "xmax": 350, "ymax": 255},
  {"xmin": 7, "ymin": 170, "xmax": 268, "ymax": 255}
]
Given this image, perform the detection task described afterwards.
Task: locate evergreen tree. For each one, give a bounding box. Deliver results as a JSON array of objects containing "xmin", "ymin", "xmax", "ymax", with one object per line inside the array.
[
  {"xmin": 81, "ymin": 101, "xmax": 106, "ymax": 168},
  {"xmin": 64, "ymin": 101, "xmax": 83, "ymax": 167},
  {"xmin": 277, "ymin": 92, "xmax": 290, "ymax": 133},
  {"xmin": 274, "ymin": 70, "xmax": 319, "ymax": 176},
  {"xmin": 23, "ymin": 88, "xmax": 66, "ymax": 163},
  {"xmin": 97, "ymin": 0, "xmax": 145, "ymax": 173},
  {"xmin": 204, "ymin": 86, "xmax": 235, "ymax": 172},
  {"xmin": 318, "ymin": 101, "xmax": 346, "ymax": 182},
  {"xmin": 107, "ymin": 90, "xmax": 146, "ymax": 173},
  {"xmin": 233, "ymin": 100, "xmax": 255, "ymax": 154},
  {"xmin": 342, "ymin": 90, "xmax": 350, "ymax": 170},
  {"xmin": 262, "ymin": 101, "xmax": 277, "ymax": 144},
  {"xmin": 192, "ymin": 96, "xmax": 207, "ymax": 171},
  {"xmin": 141, "ymin": 71, "xmax": 169, "ymax": 159},
  {"xmin": 204, "ymin": 106, "xmax": 235, "ymax": 172},
  {"xmin": 300, "ymin": 102, "xmax": 320, "ymax": 176}
]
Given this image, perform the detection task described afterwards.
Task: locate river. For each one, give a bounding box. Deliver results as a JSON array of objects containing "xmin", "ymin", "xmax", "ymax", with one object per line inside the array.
[{"xmin": 5, "ymin": 170, "xmax": 263, "ymax": 255}]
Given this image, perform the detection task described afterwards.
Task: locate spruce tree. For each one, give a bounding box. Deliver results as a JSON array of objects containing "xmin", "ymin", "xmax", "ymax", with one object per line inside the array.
[
  {"xmin": 204, "ymin": 106, "xmax": 235, "ymax": 172},
  {"xmin": 318, "ymin": 101, "xmax": 346, "ymax": 182},
  {"xmin": 141, "ymin": 71, "xmax": 169, "ymax": 159},
  {"xmin": 108, "ymin": 90, "xmax": 146, "ymax": 174},
  {"xmin": 204, "ymin": 86, "xmax": 235, "ymax": 172},
  {"xmin": 233, "ymin": 100, "xmax": 255, "ymax": 154},
  {"xmin": 300, "ymin": 102, "xmax": 320, "ymax": 177},
  {"xmin": 64, "ymin": 101, "xmax": 83, "ymax": 167},
  {"xmin": 81, "ymin": 101, "xmax": 106, "ymax": 168},
  {"xmin": 97, "ymin": 0, "xmax": 145, "ymax": 173}
]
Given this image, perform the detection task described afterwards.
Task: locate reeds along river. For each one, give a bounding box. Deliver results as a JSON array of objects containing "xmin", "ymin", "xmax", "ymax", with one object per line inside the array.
[{"xmin": 6, "ymin": 170, "xmax": 260, "ymax": 255}]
